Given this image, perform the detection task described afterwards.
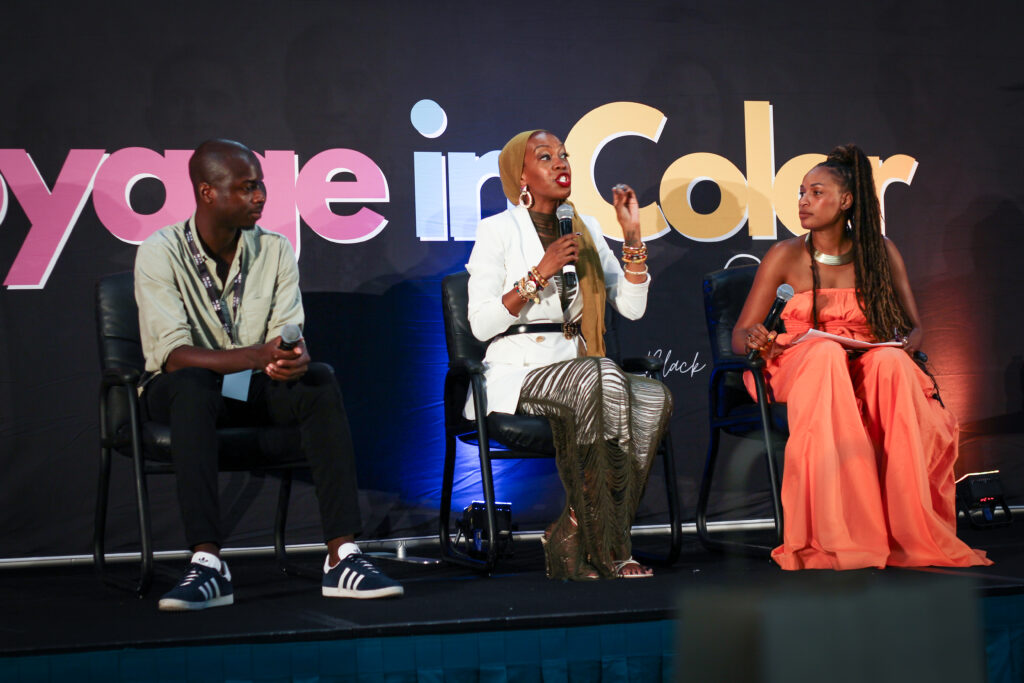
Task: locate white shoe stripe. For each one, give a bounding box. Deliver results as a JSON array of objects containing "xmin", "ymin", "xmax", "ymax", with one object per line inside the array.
[{"xmin": 352, "ymin": 574, "xmax": 365, "ymax": 590}]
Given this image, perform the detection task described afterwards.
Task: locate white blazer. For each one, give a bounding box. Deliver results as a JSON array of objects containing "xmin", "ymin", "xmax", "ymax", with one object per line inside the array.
[{"xmin": 464, "ymin": 204, "xmax": 650, "ymax": 418}]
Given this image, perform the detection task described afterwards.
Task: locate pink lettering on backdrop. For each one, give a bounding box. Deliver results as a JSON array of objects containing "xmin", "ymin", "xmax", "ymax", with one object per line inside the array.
[
  {"xmin": 0, "ymin": 171, "xmax": 7, "ymax": 226},
  {"xmin": 95, "ymin": 149, "xmax": 302, "ymax": 253},
  {"xmin": 295, "ymin": 149, "xmax": 389, "ymax": 243},
  {"xmin": 254, "ymin": 151, "xmax": 300, "ymax": 254},
  {"xmin": 0, "ymin": 149, "xmax": 107, "ymax": 289},
  {"xmin": 92, "ymin": 148, "xmax": 194, "ymax": 244},
  {"xmin": 2, "ymin": 146, "xmax": 392, "ymax": 288}
]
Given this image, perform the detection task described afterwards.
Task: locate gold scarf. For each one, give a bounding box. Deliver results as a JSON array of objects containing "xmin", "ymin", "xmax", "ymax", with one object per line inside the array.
[{"xmin": 499, "ymin": 131, "xmax": 607, "ymax": 357}]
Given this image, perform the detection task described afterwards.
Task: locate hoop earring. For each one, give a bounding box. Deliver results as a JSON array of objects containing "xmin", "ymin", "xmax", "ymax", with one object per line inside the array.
[{"xmin": 519, "ymin": 185, "xmax": 534, "ymax": 209}]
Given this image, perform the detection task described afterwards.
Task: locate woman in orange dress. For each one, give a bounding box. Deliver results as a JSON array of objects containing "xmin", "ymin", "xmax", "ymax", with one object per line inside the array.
[{"xmin": 732, "ymin": 144, "xmax": 990, "ymax": 570}]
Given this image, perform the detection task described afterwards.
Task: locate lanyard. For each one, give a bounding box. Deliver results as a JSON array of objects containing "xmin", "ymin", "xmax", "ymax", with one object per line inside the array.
[{"xmin": 183, "ymin": 220, "xmax": 244, "ymax": 344}]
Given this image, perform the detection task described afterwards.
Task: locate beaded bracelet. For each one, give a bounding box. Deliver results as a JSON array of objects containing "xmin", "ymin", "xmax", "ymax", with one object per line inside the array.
[
  {"xmin": 529, "ymin": 266, "xmax": 549, "ymax": 290},
  {"xmin": 513, "ymin": 278, "xmax": 529, "ymax": 302},
  {"xmin": 622, "ymin": 243, "xmax": 648, "ymax": 264},
  {"xmin": 624, "ymin": 264, "xmax": 650, "ymax": 277},
  {"xmin": 514, "ymin": 276, "xmax": 540, "ymax": 304}
]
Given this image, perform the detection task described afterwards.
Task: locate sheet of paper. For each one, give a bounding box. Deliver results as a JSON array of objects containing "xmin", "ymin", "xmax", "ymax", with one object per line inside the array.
[{"xmin": 792, "ymin": 328, "xmax": 903, "ymax": 349}]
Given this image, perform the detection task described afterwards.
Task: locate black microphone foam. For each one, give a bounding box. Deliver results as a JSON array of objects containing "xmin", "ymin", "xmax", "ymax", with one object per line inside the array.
[
  {"xmin": 555, "ymin": 203, "xmax": 577, "ymax": 289},
  {"xmin": 746, "ymin": 283, "xmax": 795, "ymax": 362}
]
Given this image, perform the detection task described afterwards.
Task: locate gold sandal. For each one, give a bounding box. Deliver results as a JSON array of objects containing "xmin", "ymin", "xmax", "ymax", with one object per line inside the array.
[
  {"xmin": 613, "ymin": 557, "xmax": 653, "ymax": 579},
  {"xmin": 543, "ymin": 507, "xmax": 600, "ymax": 580}
]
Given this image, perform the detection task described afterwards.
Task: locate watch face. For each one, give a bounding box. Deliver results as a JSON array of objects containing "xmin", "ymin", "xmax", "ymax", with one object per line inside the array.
[{"xmin": 524, "ymin": 280, "xmax": 537, "ymax": 293}]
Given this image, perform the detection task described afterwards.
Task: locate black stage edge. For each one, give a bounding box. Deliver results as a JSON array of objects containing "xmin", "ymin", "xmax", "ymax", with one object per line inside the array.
[{"xmin": 1, "ymin": 523, "xmax": 1022, "ymax": 680}]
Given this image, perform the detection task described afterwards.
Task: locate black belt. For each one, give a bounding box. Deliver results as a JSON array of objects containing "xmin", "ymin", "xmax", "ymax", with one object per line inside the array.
[{"xmin": 496, "ymin": 322, "xmax": 580, "ymax": 340}]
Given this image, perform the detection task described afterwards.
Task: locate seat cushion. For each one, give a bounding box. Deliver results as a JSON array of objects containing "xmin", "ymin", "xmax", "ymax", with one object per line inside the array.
[
  {"xmin": 486, "ymin": 413, "xmax": 556, "ymax": 456},
  {"xmin": 131, "ymin": 423, "xmax": 306, "ymax": 468},
  {"xmin": 454, "ymin": 413, "xmax": 557, "ymax": 457}
]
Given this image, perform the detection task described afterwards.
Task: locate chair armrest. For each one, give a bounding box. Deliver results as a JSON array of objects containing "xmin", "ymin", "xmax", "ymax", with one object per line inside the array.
[
  {"xmin": 448, "ymin": 358, "xmax": 485, "ymax": 375},
  {"xmin": 711, "ymin": 355, "xmax": 767, "ymax": 372},
  {"xmin": 443, "ymin": 358, "xmax": 488, "ymax": 427},
  {"xmin": 622, "ymin": 356, "xmax": 664, "ymax": 374},
  {"xmin": 101, "ymin": 367, "xmax": 141, "ymax": 389}
]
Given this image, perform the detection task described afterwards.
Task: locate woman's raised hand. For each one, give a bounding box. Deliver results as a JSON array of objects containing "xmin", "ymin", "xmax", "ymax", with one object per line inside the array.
[{"xmin": 612, "ymin": 183, "xmax": 641, "ymax": 245}]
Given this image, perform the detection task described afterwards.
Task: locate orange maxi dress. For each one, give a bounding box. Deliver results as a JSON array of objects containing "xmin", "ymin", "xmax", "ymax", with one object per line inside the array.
[{"xmin": 745, "ymin": 288, "xmax": 991, "ymax": 570}]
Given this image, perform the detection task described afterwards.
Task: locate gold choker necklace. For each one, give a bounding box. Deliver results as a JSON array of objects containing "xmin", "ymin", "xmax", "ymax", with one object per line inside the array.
[{"xmin": 805, "ymin": 233, "xmax": 854, "ymax": 266}]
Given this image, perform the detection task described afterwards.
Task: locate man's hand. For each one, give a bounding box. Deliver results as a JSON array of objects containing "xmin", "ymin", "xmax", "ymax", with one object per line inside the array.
[{"xmin": 262, "ymin": 336, "xmax": 310, "ymax": 381}]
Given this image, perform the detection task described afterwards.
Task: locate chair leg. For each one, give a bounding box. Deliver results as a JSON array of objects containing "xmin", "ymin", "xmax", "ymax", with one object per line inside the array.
[
  {"xmin": 266, "ymin": 469, "xmax": 318, "ymax": 579},
  {"xmin": 438, "ymin": 434, "xmax": 489, "ymax": 571},
  {"xmin": 477, "ymin": 439, "xmax": 502, "ymax": 573},
  {"xmin": 758, "ymin": 410, "xmax": 785, "ymax": 549},
  {"xmin": 93, "ymin": 445, "xmax": 112, "ymax": 581},
  {"xmin": 660, "ymin": 430, "xmax": 682, "ymax": 565},
  {"xmin": 695, "ymin": 426, "xmax": 721, "ymax": 551},
  {"xmin": 438, "ymin": 434, "xmax": 457, "ymax": 559},
  {"xmin": 132, "ymin": 456, "xmax": 154, "ymax": 597},
  {"xmin": 698, "ymin": 422, "xmax": 778, "ymax": 557},
  {"xmin": 125, "ymin": 395, "xmax": 155, "ymax": 597},
  {"xmin": 274, "ymin": 469, "xmax": 293, "ymax": 575},
  {"xmin": 753, "ymin": 374, "xmax": 785, "ymax": 550},
  {"xmin": 633, "ymin": 432, "xmax": 682, "ymax": 567}
]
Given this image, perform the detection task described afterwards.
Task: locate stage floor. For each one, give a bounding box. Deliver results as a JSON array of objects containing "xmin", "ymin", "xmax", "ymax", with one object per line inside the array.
[{"xmin": 1, "ymin": 522, "xmax": 1021, "ymax": 659}]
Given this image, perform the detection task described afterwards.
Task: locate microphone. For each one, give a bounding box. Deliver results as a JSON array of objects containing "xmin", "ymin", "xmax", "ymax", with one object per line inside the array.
[
  {"xmin": 555, "ymin": 203, "xmax": 577, "ymax": 290},
  {"xmin": 746, "ymin": 283, "xmax": 795, "ymax": 362},
  {"xmin": 279, "ymin": 323, "xmax": 302, "ymax": 351}
]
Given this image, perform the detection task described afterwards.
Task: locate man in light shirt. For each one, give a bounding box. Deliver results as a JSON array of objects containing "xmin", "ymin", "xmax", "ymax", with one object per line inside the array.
[{"xmin": 135, "ymin": 139, "xmax": 402, "ymax": 611}]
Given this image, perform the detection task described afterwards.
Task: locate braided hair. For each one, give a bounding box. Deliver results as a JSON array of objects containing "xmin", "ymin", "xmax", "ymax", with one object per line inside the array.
[{"xmin": 807, "ymin": 144, "xmax": 912, "ymax": 342}]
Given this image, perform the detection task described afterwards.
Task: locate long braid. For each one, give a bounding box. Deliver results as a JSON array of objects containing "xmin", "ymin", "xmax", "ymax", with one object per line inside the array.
[
  {"xmin": 817, "ymin": 145, "xmax": 912, "ymax": 341},
  {"xmin": 806, "ymin": 237, "xmax": 822, "ymax": 329}
]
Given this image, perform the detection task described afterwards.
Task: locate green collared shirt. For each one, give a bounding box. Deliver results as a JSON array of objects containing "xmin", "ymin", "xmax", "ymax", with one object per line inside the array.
[{"xmin": 134, "ymin": 216, "xmax": 304, "ymax": 377}]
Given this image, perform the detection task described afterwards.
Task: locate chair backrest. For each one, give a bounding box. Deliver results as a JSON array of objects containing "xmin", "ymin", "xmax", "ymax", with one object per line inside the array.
[
  {"xmin": 96, "ymin": 271, "xmax": 145, "ymax": 373},
  {"xmin": 702, "ymin": 264, "xmax": 758, "ymax": 365},
  {"xmin": 702, "ymin": 264, "xmax": 761, "ymax": 414},
  {"xmin": 96, "ymin": 271, "xmax": 145, "ymax": 439},
  {"xmin": 441, "ymin": 271, "xmax": 488, "ymax": 365}
]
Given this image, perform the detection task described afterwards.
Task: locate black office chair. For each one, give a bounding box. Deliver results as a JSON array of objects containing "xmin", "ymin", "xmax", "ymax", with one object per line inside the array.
[
  {"xmin": 438, "ymin": 270, "xmax": 682, "ymax": 573},
  {"xmin": 94, "ymin": 271, "xmax": 314, "ymax": 595},
  {"xmin": 696, "ymin": 264, "xmax": 788, "ymax": 556}
]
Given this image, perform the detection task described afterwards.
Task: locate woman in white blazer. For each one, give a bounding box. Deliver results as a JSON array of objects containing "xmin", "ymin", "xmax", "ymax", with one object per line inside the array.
[{"xmin": 464, "ymin": 130, "xmax": 673, "ymax": 580}]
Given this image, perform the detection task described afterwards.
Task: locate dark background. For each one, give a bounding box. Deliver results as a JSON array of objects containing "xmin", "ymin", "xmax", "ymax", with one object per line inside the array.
[{"xmin": 2, "ymin": 0, "xmax": 1021, "ymax": 559}]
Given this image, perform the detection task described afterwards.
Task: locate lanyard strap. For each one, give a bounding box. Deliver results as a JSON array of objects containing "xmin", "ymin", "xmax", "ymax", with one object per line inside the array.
[{"xmin": 183, "ymin": 220, "xmax": 244, "ymax": 344}]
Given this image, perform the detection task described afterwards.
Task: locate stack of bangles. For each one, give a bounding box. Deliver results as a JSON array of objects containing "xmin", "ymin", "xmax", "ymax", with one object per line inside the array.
[
  {"xmin": 513, "ymin": 266, "xmax": 549, "ymax": 304},
  {"xmin": 622, "ymin": 243, "xmax": 648, "ymax": 276}
]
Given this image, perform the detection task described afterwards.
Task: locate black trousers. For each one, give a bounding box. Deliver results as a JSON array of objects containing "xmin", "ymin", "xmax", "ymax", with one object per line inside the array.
[{"xmin": 142, "ymin": 363, "xmax": 362, "ymax": 549}]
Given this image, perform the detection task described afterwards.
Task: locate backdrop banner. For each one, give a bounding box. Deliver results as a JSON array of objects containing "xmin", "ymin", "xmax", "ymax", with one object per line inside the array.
[{"xmin": 2, "ymin": 0, "xmax": 1022, "ymax": 558}]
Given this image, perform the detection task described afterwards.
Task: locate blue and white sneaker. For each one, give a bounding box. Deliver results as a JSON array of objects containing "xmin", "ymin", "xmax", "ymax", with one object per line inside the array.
[
  {"xmin": 158, "ymin": 552, "xmax": 234, "ymax": 611},
  {"xmin": 322, "ymin": 545, "xmax": 404, "ymax": 599}
]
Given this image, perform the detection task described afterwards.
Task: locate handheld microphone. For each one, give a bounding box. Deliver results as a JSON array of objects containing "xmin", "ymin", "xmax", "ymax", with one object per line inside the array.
[
  {"xmin": 279, "ymin": 323, "xmax": 302, "ymax": 351},
  {"xmin": 746, "ymin": 283, "xmax": 795, "ymax": 362},
  {"xmin": 555, "ymin": 203, "xmax": 577, "ymax": 290}
]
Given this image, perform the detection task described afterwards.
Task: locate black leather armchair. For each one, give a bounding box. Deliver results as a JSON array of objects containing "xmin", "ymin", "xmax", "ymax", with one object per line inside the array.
[
  {"xmin": 94, "ymin": 271, "xmax": 313, "ymax": 595},
  {"xmin": 697, "ymin": 264, "xmax": 788, "ymax": 556},
  {"xmin": 438, "ymin": 270, "xmax": 682, "ymax": 573}
]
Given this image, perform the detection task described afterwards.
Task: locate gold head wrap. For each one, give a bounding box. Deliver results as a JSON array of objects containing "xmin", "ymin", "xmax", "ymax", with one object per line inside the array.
[{"xmin": 498, "ymin": 131, "xmax": 607, "ymax": 357}]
